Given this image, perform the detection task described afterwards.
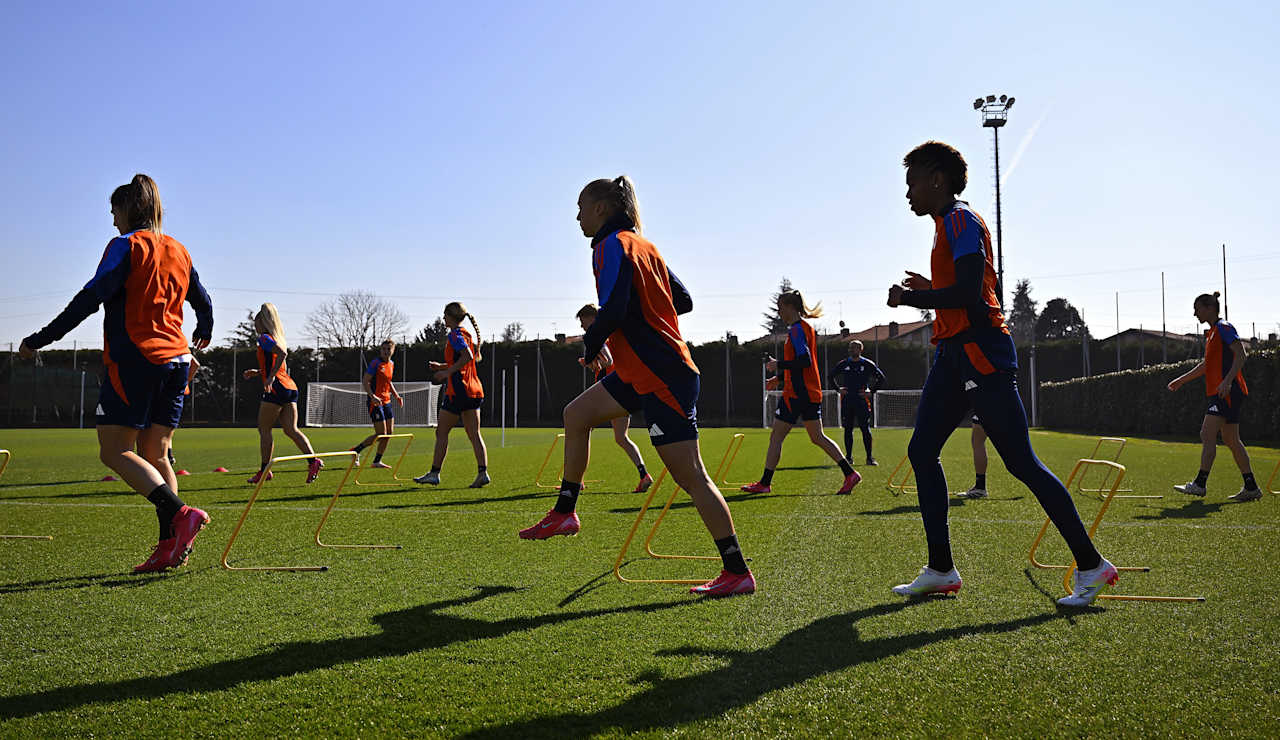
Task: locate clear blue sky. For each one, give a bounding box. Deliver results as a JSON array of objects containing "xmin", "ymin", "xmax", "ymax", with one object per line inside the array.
[{"xmin": 3, "ymin": 1, "xmax": 1278, "ymax": 353}]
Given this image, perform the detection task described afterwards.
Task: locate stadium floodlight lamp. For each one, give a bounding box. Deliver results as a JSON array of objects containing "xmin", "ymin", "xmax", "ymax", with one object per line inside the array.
[
  {"xmin": 973, "ymin": 98, "xmax": 983, "ymax": 110},
  {"xmin": 999, "ymin": 94, "xmax": 1007, "ymax": 102},
  {"xmin": 986, "ymin": 94, "xmax": 996, "ymax": 102}
]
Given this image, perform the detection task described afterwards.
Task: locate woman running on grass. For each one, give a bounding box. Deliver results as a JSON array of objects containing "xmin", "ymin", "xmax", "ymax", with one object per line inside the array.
[
  {"xmin": 741, "ymin": 290, "xmax": 861, "ymax": 496},
  {"xmin": 518, "ymin": 175, "xmax": 755, "ymax": 597},
  {"xmin": 20, "ymin": 174, "xmax": 213, "ymax": 573},
  {"xmin": 1166, "ymin": 292, "xmax": 1262, "ymax": 502},
  {"xmin": 886, "ymin": 141, "xmax": 1114, "ymax": 607},
  {"xmin": 575, "ymin": 303, "xmax": 653, "ymax": 493},
  {"xmin": 243, "ymin": 303, "xmax": 322, "ymax": 485},
  {"xmin": 414, "ymin": 302, "xmax": 489, "ymax": 488},
  {"xmin": 350, "ymin": 339, "xmax": 404, "ymax": 468}
]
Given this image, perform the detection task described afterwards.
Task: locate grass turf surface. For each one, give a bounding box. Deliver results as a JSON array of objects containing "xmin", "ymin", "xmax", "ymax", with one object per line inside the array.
[{"xmin": 0, "ymin": 426, "xmax": 1276, "ymax": 737}]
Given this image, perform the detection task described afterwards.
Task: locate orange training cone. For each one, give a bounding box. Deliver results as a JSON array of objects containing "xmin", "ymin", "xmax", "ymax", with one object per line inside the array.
[{"xmin": 213, "ymin": 467, "xmax": 229, "ymax": 473}]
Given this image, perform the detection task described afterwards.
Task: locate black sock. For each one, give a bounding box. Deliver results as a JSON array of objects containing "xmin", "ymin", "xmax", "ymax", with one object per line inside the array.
[
  {"xmin": 975, "ymin": 473, "xmax": 986, "ymax": 489},
  {"xmin": 1194, "ymin": 469, "xmax": 1209, "ymax": 487},
  {"xmin": 478, "ymin": 465, "xmax": 487, "ymax": 474},
  {"xmin": 167, "ymin": 449, "xmax": 176, "ymax": 465},
  {"xmin": 373, "ymin": 453, "xmax": 383, "ymax": 463},
  {"xmin": 1243, "ymin": 472, "xmax": 1257, "ymax": 490},
  {"xmin": 837, "ymin": 458, "xmax": 854, "ymax": 476},
  {"xmin": 431, "ymin": 466, "xmax": 441, "ymax": 474},
  {"xmin": 147, "ymin": 484, "xmax": 184, "ymax": 540},
  {"xmin": 553, "ymin": 480, "xmax": 581, "ymax": 514},
  {"xmin": 842, "ymin": 426, "xmax": 854, "ymax": 461},
  {"xmin": 715, "ymin": 535, "xmax": 749, "ymax": 575},
  {"xmin": 862, "ymin": 428, "xmax": 874, "ymax": 459},
  {"xmin": 637, "ymin": 463, "xmax": 647, "ymax": 478},
  {"xmin": 353, "ymin": 442, "xmax": 367, "ymax": 452},
  {"xmin": 760, "ymin": 468, "xmax": 775, "ymax": 486}
]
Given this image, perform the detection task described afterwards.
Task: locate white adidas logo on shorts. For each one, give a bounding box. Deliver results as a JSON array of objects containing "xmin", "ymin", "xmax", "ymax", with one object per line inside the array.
[{"xmin": 648, "ymin": 424, "xmax": 664, "ymax": 438}]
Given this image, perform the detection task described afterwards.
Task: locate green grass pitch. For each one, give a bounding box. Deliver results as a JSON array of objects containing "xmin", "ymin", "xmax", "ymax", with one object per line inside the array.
[{"xmin": 0, "ymin": 426, "xmax": 1276, "ymax": 737}]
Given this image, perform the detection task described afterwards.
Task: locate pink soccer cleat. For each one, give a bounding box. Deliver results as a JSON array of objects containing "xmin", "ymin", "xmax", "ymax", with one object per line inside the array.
[
  {"xmin": 690, "ymin": 569, "xmax": 756, "ymax": 597},
  {"xmin": 247, "ymin": 469, "xmax": 273, "ymax": 484},
  {"xmin": 306, "ymin": 457, "xmax": 324, "ymax": 484},
  {"xmin": 740, "ymin": 481, "xmax": 771, "ymax": 494},
  {"xmin": 836, "ymin": 470, "xmax": 862, "ymax": 495},
  {"xmin": 370, "ymin": 461, "xmax": 392, "ymax": 469},
  {"xmin": 518, "ymin": 510, "xmax": 581, "ymax": 540},
  {"xmin": 632, "ymin": 473, "xmax": 654, "ymax": 493},
  {"xmin": 169, "ymin": 505, "xmax": 210, "ymax": 567},
  {"xmin": 134, "ymin": 538, "xmax": 177, "ymax": 573}
]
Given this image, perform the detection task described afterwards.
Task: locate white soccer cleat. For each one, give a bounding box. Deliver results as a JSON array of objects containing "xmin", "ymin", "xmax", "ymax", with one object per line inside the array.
[
  {"xmin": 469, "ymin": 471, "xmax": 491, "ymax": 488},
  {"xmin": 892, "ymin": 566, "xmax": 962, "ymax": 597},
  {"xmin": 1174, "ymin": 481, "xmax": 1207, "ymax": 497},
  {"xmin": 1227, "ymin": 487, "xmax": 1263, "ymax": 503},
  {"xmin": 1057, "ymin": 558, "xmax": 1118, "ymax": 607},
  {"xmin": 415, "ymin": 471, "xmax": 441, "ymax": 485}
]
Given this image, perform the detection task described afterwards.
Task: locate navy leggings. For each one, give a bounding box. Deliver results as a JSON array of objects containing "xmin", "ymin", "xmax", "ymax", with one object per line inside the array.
[{"xmin": 908, "ymin": 340, "xmax": 1101, "ymax": 573}]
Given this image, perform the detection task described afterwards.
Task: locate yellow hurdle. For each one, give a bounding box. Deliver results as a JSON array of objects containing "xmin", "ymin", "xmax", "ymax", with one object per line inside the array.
[
  {"xmin": 221, "ymin": 450, "xmax": 400, "ymax": 572},
  {"xmin": 717, "ymin": 433, "xmax": 752, "ymax": 487},
  {"xmin": 885, "ymin": 454, "xmax": 916, "ymax": 496},
  {"xmin": 1073, "ymin": 437, "xmax": 1158, "ymax": 499},
  {"xmin": 613, "ymin": 441, "xmax": 746, "ymax": 584},
  {"xmin": 0, "ymin": 450, "xmax": 53, "ymax": 541},
  {"xmin": 1029, "ymin": 458, "xmax": 1204, "ymax": 603},
  {"xmin": 353, "ymin": 433, "xmax": 416, "ymax": 486},
  {"xmin": 1266, "ymin": 457, "xmax": 1280, "ymax": 495},
  {"xmin": 533, "ymin": 432, "xmax": 602, "ymax": 488}
]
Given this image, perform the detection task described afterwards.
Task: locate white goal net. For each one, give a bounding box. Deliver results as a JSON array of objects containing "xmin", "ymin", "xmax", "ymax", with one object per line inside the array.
[
  {"xmin": 305, "ymin": 382, "xmax": 440, "ymax": 427},
  {"xmin": 763, "ymin": 390, "xmax": 841, "ymax": 428},
  {"xmin": 873, "ymin": 389, "xmax": 922, "ymax": 429}
]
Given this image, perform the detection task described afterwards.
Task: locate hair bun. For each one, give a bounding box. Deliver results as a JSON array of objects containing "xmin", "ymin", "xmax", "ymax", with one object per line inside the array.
[{"xmin": 1213, "ymin": 291, "xmax": 1221, "ymax": 297}]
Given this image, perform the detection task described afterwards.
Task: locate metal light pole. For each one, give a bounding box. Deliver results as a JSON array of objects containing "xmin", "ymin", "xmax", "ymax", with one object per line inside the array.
[{"xmin": 974, "ymin": 94, "xmax": 1015, "ymax": 308}]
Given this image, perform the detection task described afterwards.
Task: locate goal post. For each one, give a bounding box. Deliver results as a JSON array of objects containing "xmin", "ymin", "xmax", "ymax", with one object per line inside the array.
[
  {"xmin": 305, "ymin": 382, "xmax": 440, "ymax": 427},
  {"xmin": 872, "ymin": 389, "xmax": 922, "ymax": 429}
]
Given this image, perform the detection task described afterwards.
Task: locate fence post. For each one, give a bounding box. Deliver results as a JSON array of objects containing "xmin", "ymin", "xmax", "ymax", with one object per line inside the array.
[
  {"xmin": 79, "ymin": 371, "xmax": 86, "ymax": 429},
  {"xmin": 501, "ymin": 369, "xmax": 507, "ymax": 448},
  {"xmin": 232, "ymin": 349, "xmax": 238, "ymax": 424}
]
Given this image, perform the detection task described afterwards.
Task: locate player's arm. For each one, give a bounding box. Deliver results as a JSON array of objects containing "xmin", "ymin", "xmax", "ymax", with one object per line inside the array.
[
  {"xmin": 583, "ymin": 237, "xmax": 633, "ymax": 363},
  {"xmin": 22, "ymin": 237, "xmax": 131, "ymax": 354},
  {"xmin": 598, "ymin": 344, "xmax": 613, "ymax": 368},
  {"xmin": 870, "ymin": 362, "xmax": 886, "ymax": 391},
  {"xmin": 668, "ymin": 267, "xmax": 693, "ymax": 315},
  {"xmin": 186, "ymin": 265, "xmax": 214, "ymax": 350},
  {"xmin": 898, "ymin": 254, "xmax": 983, "ymax": 309},
  {"xmin": 362, "ymin": 365, "xmax": 377, "ymax": 403},
  {"xmin": 1167, "ymin": 360, "xmax": 1205, "ymax": 391}
]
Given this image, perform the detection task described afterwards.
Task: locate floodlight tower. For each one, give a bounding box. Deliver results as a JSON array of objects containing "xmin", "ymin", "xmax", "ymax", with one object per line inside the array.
[{"xmin": 973, "ymin": 94, "xmax": 1015, "ymax": 308}]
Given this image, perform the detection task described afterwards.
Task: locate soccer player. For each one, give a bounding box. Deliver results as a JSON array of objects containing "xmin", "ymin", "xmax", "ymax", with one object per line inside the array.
[
  {"xmin": 886, "ymin": 141, "xmax": 1115, "ymax": 607},
  {"xmin": 831, "ymin": 339, "xmax": 884, "ymax": 465},
  {"xmin": 519, "ymin": 175, "xmax": 755, "ymax": 597},
  {"xmin": 956, "ymin": 414, "xmax": 990, "ymax": 499},
  {"xmin": 414, "ymin": 302, "xmax": 489, "ymax": 488},
  {"xmin": 1166, "ymin": 292, "xmax": 1262, "ymax": 502},
  {"xmin": 740, "ymin": 291, "xmax": 862, "ymax": 495},
  {"xmin": 243, "ymin": 303, "xmax": 323, "ymax": 484},
  {"xmin": 575, "ymin": 303, "xmax": 654, "ymax": 493},
  {"xmin": 350, "ymin": 339, "xmax": 404, "ymax": 468},
  {"xmin": 19, "ymin": 174, "xmax": 212, "ymax": 573}
]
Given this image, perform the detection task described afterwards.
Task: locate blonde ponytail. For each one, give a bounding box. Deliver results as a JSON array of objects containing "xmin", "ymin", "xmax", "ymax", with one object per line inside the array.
[{"xmin": 254, "ymin": 302, "xmax": 288, "ymax": 352}]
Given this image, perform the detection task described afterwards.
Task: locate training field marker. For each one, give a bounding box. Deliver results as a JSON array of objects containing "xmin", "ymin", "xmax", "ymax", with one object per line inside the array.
[
  {"xmin": 613, "ymin": 444, "xmax": 748, "ymax": 585},
  {"xmin": 885, "ymin": 454, "xmax": 916, "ymax": 496},
  {"xmin": 1029, "ymin": 458, "xmax": 1204, "ymax": 603},
  {"xmin": 353, "ymin": 433, "xmax": 416, "ymax": 486},
  {"xmin": 532, "ymin": 433, "xmax": 602, "ymax": 488},
  {"xmin": 1266, "ymin": 457, "xmax": 1279, "ymax": 495},
  {"xmin": 0, "ymin": 450, "xmax": 53, "ymax": 541},
  {"xmin": 222, "ymin": 450, "xmax": 401, "ymax": 572},
  {"xmin": 717, "ymin": 433, "xmax": 753, "ymax": 487},
  {"xmin": 1072, "ymin": 437, "xmax": 1160, "ymax": 499}
]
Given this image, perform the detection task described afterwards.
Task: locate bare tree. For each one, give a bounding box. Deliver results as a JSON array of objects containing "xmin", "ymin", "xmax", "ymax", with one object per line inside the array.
[
  {"xmin": 304, "ymin": 290, "xmax": 410, "ymax": 349},
  {"xmin": 501, "ymin": 322, "xmax": 526, "ymax": 343}
]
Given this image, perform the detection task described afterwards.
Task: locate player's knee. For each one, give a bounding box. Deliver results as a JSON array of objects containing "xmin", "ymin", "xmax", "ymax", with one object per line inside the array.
[{"xmin": 906, "ymin": 435, "xmax": 937, "ymax": 466}]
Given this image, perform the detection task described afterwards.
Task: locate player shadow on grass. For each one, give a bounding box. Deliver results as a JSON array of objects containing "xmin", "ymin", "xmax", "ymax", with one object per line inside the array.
[
  {"xmin": 1131, "ymin": 499, "xmax": 1225, "ymax": 520},
  {"xmin": 0, "ymin": 567, "xmax": 196, "ymax": 595},
  {"xmin": 607, "ymin": 491, "xmax": 785, "ymax": 515},
  {"xmin": 458, "ymin": 600, "xmax": 1079, "ymax": 739},
  {"xmin": 0, "ymin": 585, "xmax": 702, "ymax": 721}
]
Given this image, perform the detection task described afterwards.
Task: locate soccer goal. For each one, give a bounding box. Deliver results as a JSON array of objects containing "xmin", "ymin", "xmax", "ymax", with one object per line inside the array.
[
  {"xmin": 305, "ymin": 382, "xmax": 440, "ymax": 427},
  {"xmin": 763, "ymin": 390, "xmax": 841, "ymax": 428},
  {"xmin": 873, "ymin": 389, "xmax": 922, "ymax": 429}
]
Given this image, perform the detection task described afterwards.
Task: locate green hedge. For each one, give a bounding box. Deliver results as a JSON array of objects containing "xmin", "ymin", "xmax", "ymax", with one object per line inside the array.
[{"xmin": 1040, "ymin": 349, "xmax": 1279, "ymax": 442}]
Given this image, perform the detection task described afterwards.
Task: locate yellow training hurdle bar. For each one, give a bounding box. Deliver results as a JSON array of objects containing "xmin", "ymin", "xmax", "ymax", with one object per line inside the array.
[
  {"xmin": 717, "ymin": 433, "xmax": 754, "ymax": 487},
  {"xmin": 1267, "ymin": 457, "xmax": 1280, "ymax": 495},
  {"xmin": 0, "ymin": 450, "xmax": 53, "ymax": 541},
  {"xmin": 613, "ymin": 442, "xmax": 746, "ymax": 584},
  {"xmin": 1029, "ymin": 458, "xmax": 1204, "ymax": 603},
  {"xmin": 221, "ymin": 451, "xmax": 400, "ymax": 572},
  {"xmin": 885, "ymin": 454, "xmax": 916, "ymax": 496},
  {"xmin": 533, "ymin": 432, "xmax": 602, "ymax": 488},
  {"xmin": 353, "ymin": 433, "xmax": 416, "ymax": 486},
  {"xmin": 1072, "ymin": 437, "xmax": 1159, "ymax": 499}
]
